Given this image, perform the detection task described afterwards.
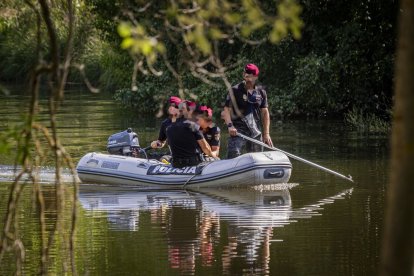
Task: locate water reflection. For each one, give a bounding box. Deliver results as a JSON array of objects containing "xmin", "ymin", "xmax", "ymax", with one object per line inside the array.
[
  {"xmin": 0, "ymin": 165, "xmax": 75, "ymax": 184},
  {"xmin": 79, "ymin": 185, "xmax": 352, "ymax": 275},
  {"xmin": 0, "ymin": 88, "xmax": 386, "ymax": 275}
]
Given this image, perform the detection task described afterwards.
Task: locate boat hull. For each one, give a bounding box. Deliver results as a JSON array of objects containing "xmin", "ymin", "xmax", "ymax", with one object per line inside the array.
[{"xmin": 76, "ymin": 151, "xmax": 292, "ymax": 188}]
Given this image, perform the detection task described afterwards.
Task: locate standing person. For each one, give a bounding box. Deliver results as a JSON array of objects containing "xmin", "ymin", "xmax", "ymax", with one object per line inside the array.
[
  {"xmin": 150, "ymin": 96, "xmax": 182, "ymax": 149},
  {"xmin": 196, "ymin": 105, "xmax": 220, "ymax": 158},
  {"xmin": 222, "ymin": 63, "xmax": 273, "ymax": 159}
]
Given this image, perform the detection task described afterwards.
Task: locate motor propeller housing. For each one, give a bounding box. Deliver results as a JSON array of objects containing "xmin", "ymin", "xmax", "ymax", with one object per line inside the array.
[{"xmin": 107, "ymin": 128, "xmax": 140, "ymax": 157}]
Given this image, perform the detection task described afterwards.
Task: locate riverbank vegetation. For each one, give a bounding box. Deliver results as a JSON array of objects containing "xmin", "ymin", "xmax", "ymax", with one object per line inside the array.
[
  {"xmin": 0, "ymin": 0, "xmax": 412, "ymax": 274},
  {"xmin": 1, "ymin": 1, "xmax": 396, "ymax": 129}
]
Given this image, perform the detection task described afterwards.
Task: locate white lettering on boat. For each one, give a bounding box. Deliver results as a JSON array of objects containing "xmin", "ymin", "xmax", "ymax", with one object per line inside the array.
[{"xmin": 147, "ymin": 165, "xmax": 201, "ymax": 175}]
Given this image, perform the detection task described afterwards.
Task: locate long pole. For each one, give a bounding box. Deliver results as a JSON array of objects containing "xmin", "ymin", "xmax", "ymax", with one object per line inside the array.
[{"xmin": 236, "ymin": 133, "xmax": 354, "ymax": 183}]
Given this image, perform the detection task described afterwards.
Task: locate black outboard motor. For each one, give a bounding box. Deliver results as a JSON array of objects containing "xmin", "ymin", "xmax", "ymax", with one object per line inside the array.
[{"xmin": 107, "ymin": 128, "xmax": 140, "ymax": 156}]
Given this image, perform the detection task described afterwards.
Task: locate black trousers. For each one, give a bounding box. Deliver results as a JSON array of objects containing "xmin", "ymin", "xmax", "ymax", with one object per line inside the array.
[{"xmin": 227, "ymin": 134, "xmax": 263, "ymax": 159}]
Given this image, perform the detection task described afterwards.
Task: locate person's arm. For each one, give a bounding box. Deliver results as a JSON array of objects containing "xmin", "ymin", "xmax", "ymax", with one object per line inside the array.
[
  {"xmin": 151, "ymin": 120, "xmax": 169, "ymax": 148},
  {"xmin": 210, "ymin": 127, "xmax": 221, "ymax": 156},
  {"xmin": 150, "ymin": 140, "xmax": 166, "ymax": 149},
  {"xmin": 211, "ymin": 146, "xmax": 220, "ymax": 156},
  {"xmin": 260, "ymin": 108, "xmax": 273, "ymax": 147},
  {"xmin": 223, "ymin": 106, "xmax": 237, "ymax": 136},
  {"xmin": 197, "ymin": 138, "xmax": 217, "ymax": 158}
]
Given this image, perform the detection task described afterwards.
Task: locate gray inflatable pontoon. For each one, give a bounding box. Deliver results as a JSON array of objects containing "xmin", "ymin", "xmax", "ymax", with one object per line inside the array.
[{"xmin": 76, "ymin": 151, "xmax": 292, "ymax": 188}]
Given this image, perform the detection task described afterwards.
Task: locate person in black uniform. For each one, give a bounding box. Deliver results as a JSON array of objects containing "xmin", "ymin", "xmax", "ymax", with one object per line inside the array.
[
  {"xmin": 196, "ymin": 105, "xmax": 220, "ymax": 158},
  {"xmin": 150, "ymin": 96, "xmax": 182, "ymax": 149},
  {"xmin": 166, "ymin": 114, "xmax": 217, "ymax": 168},
  {"xmin": 222, "ymin": 63, "xmax": 273, "ymax": 159}
]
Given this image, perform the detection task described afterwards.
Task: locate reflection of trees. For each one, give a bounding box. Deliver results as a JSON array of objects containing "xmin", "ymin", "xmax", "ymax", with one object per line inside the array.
[
  {"xmin": 167, "ymin": 206, "xmax": 199, "ymax": 274},
  {"xmin": 78, "ymin": 187, "xmax": 291, "ymax": 274},
  {"xmin": 199, "ymin": 211, "xmax": 219, "ymax": 267},
  {"xmin": 202, "ymin": 189, "xmax": 289, "ymax": 275},
  {"xmin": 0, "ymin": 184, "xmax": 92, "ymax": 275},
  {"xmin": 78, "ymin": 186, "xmax": 353, "ymax": 275}
]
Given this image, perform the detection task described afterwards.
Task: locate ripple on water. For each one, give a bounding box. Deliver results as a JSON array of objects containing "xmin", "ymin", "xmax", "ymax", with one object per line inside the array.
[{"xmin": 0, "ymin": 165, "xmax": 77, "ymax": 184}]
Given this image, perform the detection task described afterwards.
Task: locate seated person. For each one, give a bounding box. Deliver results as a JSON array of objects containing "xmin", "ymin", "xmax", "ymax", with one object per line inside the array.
[
  {"xmin": 196, "ymin": 105, "xmax": 220, "ymax": 158},
  {"xmin": 150, "ymin": 96, "xmax": 182, "ymax": 149},
  {"xmin": 182, "ymin": 100, "xmax": 197, "ymax": 120},
  {"xmin": 166, "ymin": 111, "xmax": 217, "ymax": 168}
]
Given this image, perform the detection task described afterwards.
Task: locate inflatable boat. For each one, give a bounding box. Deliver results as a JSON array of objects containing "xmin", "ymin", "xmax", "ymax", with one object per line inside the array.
[
  {"xmin": 76, "ymin": 128, "xmax": 292, "ymax": 188},
  {"xmin": 76, "ymin": 151, "xmax": 292, "ymax": 188}
]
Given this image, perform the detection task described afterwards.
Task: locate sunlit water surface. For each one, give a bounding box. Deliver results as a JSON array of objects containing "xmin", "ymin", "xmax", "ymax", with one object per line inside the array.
[{"xmin": 0, "ymin": 88, "xmax": 388, "ymax": 275}]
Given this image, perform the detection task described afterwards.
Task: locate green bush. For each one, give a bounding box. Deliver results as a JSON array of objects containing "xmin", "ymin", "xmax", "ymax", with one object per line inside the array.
[
  {"xmin": 95, "ymin": 43, "xmax": 132, "ymax": 91},
  {"xmin": 114, "ymin": 86, "xmax": 162, "ymax": 115},
  {"xmin": 345, "ymin": 106, "xmax": 391, "ymax": 133},
  {"xmin": 1, "ymin": 0, "xmax": 397, "ymax": 121},
  {"xmin": 291, "ymin": 53, "xmax": 340, "ymax": 115},
  {"xmin": 0, "ymin": 24, "xmax": 38, "ymax": 81}
]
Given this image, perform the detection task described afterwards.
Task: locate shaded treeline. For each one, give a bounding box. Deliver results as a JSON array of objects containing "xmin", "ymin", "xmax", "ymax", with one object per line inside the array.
[{"xmin": 0, "ymin": 0, "xmax": 397, "ymax": 123}]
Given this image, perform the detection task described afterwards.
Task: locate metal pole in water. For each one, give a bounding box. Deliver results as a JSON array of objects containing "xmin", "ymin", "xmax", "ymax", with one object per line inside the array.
[{"xmin": 236, "ymin": 133, "xmax": 354, "ymax": 183}]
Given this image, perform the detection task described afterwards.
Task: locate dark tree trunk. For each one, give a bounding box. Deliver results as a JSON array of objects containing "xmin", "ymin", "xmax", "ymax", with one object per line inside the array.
[{"xmin": 381, "ymin": 0, "xmax": 414, "ymax": 275}]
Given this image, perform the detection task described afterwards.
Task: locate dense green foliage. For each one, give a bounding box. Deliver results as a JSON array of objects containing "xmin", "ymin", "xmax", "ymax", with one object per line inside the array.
[{"xmin": 0, "ymin": 0, "xmax": 397, "ymax": 126}]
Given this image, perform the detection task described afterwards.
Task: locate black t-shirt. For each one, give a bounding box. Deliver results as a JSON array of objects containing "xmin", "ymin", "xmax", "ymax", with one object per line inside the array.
[
  {"xmin": 202, "ymin": 125, "xmax": 221, "ymax": 147},
  {"xmin": 166, "ymin": 119, "xmax": 204, "ymax": 159},
  {"xmin": 157, "ymin": 118, "xmax": 173, "ymax": 142},
  {"xmin": 224, "ymin": 81, "xmax": 268, "ymax": 134}
]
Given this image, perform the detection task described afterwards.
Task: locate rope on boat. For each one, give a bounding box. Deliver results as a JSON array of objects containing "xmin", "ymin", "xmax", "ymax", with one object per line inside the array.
[{"xmin": 182, "ymin": 173, "xmax": 197, "ymax": 188}]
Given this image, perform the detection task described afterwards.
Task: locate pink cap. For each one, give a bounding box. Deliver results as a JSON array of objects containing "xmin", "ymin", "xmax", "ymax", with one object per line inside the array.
[
  {"xmin": 185, "ymin": 100, "xmax": 197, "ymax": 108},
  {"xmin": 244, "ymin": 63, "xmax": 259, "ymax": 76},
  {"xmin": 199, "ymin": 105, "xmax": 213, "ymax": 117},
  {"xmin": 169, "ymin": 96, "xmax": 182, "ymax": 107}
]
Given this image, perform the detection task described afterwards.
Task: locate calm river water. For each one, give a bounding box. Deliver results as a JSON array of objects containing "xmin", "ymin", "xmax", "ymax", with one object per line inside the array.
[{"xmin": 0, "ymin": 88, "xmax": 389, "ymax": 275}]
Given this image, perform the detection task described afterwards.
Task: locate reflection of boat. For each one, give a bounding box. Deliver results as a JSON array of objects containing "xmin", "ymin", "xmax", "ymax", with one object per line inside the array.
[
  {"xmin": 79, "ymin": 186, "xmax": 291, "ymax": 219},
  {"xmin": 76, "ymin": 151, "xmax": 292, "ymax": 188},
  {"xmin": 78, "ymin": 186, "xmax": 354, "ymax": 230},
  {"xmin": 78, "ymin": 185, "xmax": 353, "ymax": 274},
  {"xmin": 78, "ymin": 186, "xmax": 293, "ymax": 230}
]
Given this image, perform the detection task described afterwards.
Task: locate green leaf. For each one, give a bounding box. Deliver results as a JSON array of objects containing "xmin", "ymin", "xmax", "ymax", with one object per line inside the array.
[
  {"xmin": 177, "ymin": 15, "xmax": 195, "ymax": 26},
  {"xmin": 224, "ymin": 13, "xmax": 241, "ymax": 25},
  {"xmin": 117, "ymin": 22, "xmax": 131, "ymax": 38},
  {"xmin": 135, "ymin": 25, "xmax": 146, "ymax": 36},
  {"xmin": 156, "ymin": 43, "xmax": 166, "ymax": 54},
  {"xmin": 147, "ymin": 53, "xmax": 157, "ymax": 64},
  {"xmin": 141, "ymin": 40, "xmax": 153, "ymax": 55},
  {"xmin": 120, "ymin": 37, "xmax": 133, "ymax": 49},
  {"xmin": 185, "ymin": 31, "xmax": 195, "ymax": 43},
  {"xmin": 209, "ymin": 27, "xmax": 223, "ymax": 39},
  {"xmin": 194, "ymin": 25, "xmax": 211, "ymax": 55},
  {"xmin": 241, "ymin": 25, "xmax": 252, "ymax": 37}
]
